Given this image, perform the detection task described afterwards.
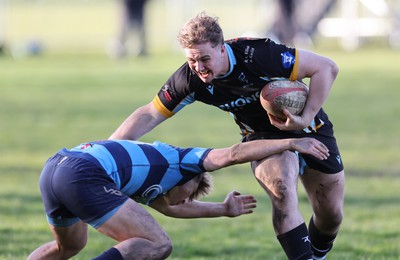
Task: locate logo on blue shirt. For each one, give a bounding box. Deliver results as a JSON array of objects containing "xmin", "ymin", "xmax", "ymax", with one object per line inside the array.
[{"xmin": 281, "ymin": 51, "xmax": 295, "ymax": 69}]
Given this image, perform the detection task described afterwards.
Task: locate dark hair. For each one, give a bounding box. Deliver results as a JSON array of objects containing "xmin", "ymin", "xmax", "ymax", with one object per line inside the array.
[{"xmin": 177, "ymin": 12, "xmax": 224, "ymax": 48}]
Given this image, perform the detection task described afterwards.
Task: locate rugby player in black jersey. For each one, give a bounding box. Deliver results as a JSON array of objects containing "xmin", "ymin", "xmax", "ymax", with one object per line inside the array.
[{"xmin": 110, "ymin": 12, "xmax": 344, "ymax": 260}]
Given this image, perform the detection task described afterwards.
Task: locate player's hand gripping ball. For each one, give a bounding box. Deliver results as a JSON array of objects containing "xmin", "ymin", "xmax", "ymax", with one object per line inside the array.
[{"xmin": 260, "ymin": 80, "xmax": 309, "ymax": 120}]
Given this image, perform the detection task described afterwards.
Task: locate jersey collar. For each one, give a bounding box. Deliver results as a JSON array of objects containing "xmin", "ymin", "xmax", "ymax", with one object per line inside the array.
[{"xmin": 215, "ymin": 43, "xmax": 236, "ymax": 79}]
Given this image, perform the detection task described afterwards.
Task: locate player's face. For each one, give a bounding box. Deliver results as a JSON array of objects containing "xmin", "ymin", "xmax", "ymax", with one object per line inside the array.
[
  {"xmin": 184, "ymin": 42, "xmax": 228, "ymax": 83},
  {"xmin": 165, "ymin": 178, "xmax": 200, "ymax": 205}
]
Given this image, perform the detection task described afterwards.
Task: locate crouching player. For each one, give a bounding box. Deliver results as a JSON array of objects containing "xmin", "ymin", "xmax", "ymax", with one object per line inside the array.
[{"xmin": 28, "ymin": 137, "xmax": 329, "ymax": 259}]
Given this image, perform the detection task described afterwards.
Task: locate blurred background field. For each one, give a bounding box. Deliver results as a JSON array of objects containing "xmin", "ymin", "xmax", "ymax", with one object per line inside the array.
[{"xmin": 1, "ymin": 0, "xmax": 400, "ymax": 259}]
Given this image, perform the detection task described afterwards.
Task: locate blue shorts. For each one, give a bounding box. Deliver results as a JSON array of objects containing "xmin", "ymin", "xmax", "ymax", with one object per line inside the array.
[{"xmin": 39, "ymin": 153, "xmax": 129, "ymax": 228}]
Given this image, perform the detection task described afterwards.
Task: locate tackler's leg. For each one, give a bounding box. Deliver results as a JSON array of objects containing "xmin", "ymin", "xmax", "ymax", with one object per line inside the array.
[
  {"xmin": 95, "ymin": 199, "xmax": 173, "ymax": 259},
  {"xmin": 27, "ymin": 220, "xmax": 88, "ymax": 260}
]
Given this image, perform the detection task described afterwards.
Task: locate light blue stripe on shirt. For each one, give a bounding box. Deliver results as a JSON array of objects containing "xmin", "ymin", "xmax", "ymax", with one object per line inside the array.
[
  {"xmin": 70, "ymin": 143, "xmax": 121, "ymax": 188},
  {"xmin": 159, "ymin": 165, "xmax": 183, "ymax": 192},
  {"xmin": 151, "ymin": 141, "xmax": 185, "ymax": 190},
  {"xmin": 180, "ymin": 147, "xmax": 209, "ymax": 172}
]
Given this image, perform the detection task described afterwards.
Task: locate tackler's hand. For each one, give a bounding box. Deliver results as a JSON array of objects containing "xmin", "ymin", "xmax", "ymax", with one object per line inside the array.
[
  {"xmin": 224, "ymin": 191, "xmax": 257, "ymax": 217},
  {"xmin": 291, "ymin": 137, "xmax": 330, "ymax": 160}
]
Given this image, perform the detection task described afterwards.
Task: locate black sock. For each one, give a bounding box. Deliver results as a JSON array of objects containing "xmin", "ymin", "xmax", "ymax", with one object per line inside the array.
[
  {"xmin": 92, "ymin": 247, "xmax": 123, "ymax": 260},
  {"xmin": 277, "ymin": 223, "xmax": 313, "ymax": 260},
  {"xmin": 308, "ymin": 217, "xmax": 337, "ymax": 258}
]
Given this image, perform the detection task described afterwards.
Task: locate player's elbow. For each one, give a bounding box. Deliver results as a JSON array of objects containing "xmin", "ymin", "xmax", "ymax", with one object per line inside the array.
[{"xmin": 327, "ymin": 58, "xmax": 339, "ymax": 80}]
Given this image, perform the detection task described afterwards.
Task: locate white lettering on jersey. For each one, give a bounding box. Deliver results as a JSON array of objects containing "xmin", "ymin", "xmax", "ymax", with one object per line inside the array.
[{"xmin": 218, "ymin": 91, "xmax": 261, "ymax": 111}]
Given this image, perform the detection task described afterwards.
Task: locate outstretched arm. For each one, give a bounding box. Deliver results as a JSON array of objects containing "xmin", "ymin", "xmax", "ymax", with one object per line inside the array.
[
  {"xmin": 109, "ymin": 102, "xmax": 167, "ymax": 140},
  {"xmin": 150, "ymin": 191, "xmax": 256, "ymax": 218},
  {"xmin": 203, "ymin": 137, "xmax": 329, "ymax": 171}
]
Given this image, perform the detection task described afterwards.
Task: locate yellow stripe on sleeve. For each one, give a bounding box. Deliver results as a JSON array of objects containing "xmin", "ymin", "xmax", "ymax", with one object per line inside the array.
[
  {"xmin": 152, "ymin": 96, "xmax": 174, "ymax": 118},
  {"xmin": 289, "ymin": 49, "xmax": 299, "ymax": 81}
]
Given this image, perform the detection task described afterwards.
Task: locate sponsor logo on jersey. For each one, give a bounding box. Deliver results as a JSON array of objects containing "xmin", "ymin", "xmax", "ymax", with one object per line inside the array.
[
  {"xmin": 103, "ymin": 186, "xmax": 123, "ymax": 196},
  {"xmin": 162, "ymin": 84, "xmax": 173, "ymax": 101},
  {"xmin": 142, "ymin": 185, "xmax": 163, "ymax": 202},
  {"xmin": 281, "ymin": 51, "xmax": 295, "ymax": 69},
  {"xmin": 218, "ymin": 91, "xmax": 261, "ymax": 111},
  {"xmin": 238, "ymin": 72, "xmax": 253, "ymax": 88},
  {"xmin": 132, "ymin": 185, "xmax": 164, "ymax": 204},
  {"xmin": 142, "ymin": 184, "xmax": 163, "ymax": 198}
]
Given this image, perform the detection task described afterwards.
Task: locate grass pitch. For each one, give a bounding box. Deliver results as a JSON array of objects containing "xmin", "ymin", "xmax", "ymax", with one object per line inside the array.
[
  {"xmin": 1, "ymin": 48, "xmax": 400, "ymax": 259},
  {"xmin": 1, "ymin": 1, "xmax": 400, "ymax": 258}
]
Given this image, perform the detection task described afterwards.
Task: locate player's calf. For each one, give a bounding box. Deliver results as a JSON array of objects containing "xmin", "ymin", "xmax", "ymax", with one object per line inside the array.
[{"xmin": 309, "ymin": 217, "xmax": 338, "ymax": 260}]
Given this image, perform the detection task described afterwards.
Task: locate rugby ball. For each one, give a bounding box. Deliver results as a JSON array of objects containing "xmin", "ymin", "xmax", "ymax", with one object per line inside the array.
[{"xmin": 260, "ymin": 80, "xmax": 308, "ymax": 119}]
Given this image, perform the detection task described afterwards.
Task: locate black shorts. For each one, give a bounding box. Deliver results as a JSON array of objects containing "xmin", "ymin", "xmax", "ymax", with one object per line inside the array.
[{"xmin": 243, "ymin": 130, "xmax": 344, "ymax": 174}]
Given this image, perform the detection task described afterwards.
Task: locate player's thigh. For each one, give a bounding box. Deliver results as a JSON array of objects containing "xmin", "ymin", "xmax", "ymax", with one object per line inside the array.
[
  {"xmin": 300, "ymin": 168, "xmax": 345, "ymax": 215},
  {"xmin": 50, "ymin": 220, "xmax": 88, "ymax": 251},
  {"xmin": 251, "ymin": 150, "xmax": 299, "ymax": 196},
  {"xmin": 97, "ymin": 199, "xmax": 169, "ymax": 243}
]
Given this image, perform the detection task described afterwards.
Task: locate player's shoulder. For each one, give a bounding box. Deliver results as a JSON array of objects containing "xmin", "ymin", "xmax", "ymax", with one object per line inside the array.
[
  {"xmin": 168, "ymin": 62, "xmax": 208, "ymax": 95},
  {"xmin": 225, "ymin": 37, "xmax": 292, "ymax": 59},
  {"xmin": 225, "ymin": 37, "xmax": 279, "ymax": 48},
  {"xmin": 231, "ymin": 36, "xmax": 295, "ymax": 46},
  {"xmin": 226, "ymin": 37, "xmax": 266, "ymax": 44},
  {"xmin": 170, "ymin": 62, "xmax": 201, "ymax": 82}
]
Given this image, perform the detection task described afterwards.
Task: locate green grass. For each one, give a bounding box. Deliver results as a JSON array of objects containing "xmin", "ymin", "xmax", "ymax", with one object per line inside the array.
[
  {"xmin": 1, "ymin": 48, "xmax": 400, "ymax": 259},
  {"xmin": 0, "ymin": 0, "xmax": 400, "ymax": 252},
  {"xmin": 2, "ymin": 1, "xmax": 400, "ymax": 257}
]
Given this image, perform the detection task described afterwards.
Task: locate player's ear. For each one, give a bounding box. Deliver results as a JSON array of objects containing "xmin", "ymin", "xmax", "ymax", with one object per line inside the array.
[{"xmin": 220, "ymin": 44, "xmax": 226, "ymax": 55}]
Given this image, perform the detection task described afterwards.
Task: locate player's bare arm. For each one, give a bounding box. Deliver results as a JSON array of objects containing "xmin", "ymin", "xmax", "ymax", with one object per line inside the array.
[
  {"xmin": 203, "ymin": 138, "xmax": 329, "ymax": 171},
  {"xmin": 271, "ymin": 50, "xmax": 339, "ymax": 131},
  {"xmin": 110, "ymin": 102, "xmax": 167, "ymax": 140},
  {"xmin": 150, "ymin": 191, "xmax": 256, "ymax": 218}
]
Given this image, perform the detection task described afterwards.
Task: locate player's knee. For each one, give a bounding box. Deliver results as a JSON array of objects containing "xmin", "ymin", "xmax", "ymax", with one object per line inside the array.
[
  {"xmin": 160, "ymin": 242, "xmax": 173, "ymax": 258},
  {"xmin": 255, "ymin": 153, "xmax": 298, "ymax": 199},
  {"xmin": 59, "ymin": 243, "xmax": 86, "ymax": 258},
  {"xmin": 328, "ymin": 208, "xmax": 343, "ymax": 228},
  {"xmin": 316, "ymin": 207, "xmax": 343, "ymax": 231},
  {"xmin": 270, "ymin": 177, "xmax": 293, "ymax": 202},
  {"xmin": 270, "ymin": 159, "xmax": 298, "ymax": 201},
  {"xmin": 60, "ymin": 237, "xmax": 87, "ymax": 258},
  {"xmin": 156, "ymin": 237, "xmax": 173, "ymax": 258},
  {"xmin": 334, "ymin": 213, "xmax": 343, "ymax": 229},
  {"xmin": 315, "ymin": 198, "xmax": 344, "ymax": 228}
]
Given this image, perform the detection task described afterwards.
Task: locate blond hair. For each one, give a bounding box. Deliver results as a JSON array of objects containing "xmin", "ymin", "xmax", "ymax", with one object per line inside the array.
[
  {"xmin": 177, "ymin": 12, "xmax": 224, "ymax": 48},
  {"xmin": 188, "ymin": 172, "xmax": 213, "ymax": 201}
]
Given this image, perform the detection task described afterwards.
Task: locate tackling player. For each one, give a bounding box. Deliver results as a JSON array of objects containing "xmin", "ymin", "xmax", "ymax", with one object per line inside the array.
[{"xmin": 27, "ymin": 137, "xmax": 328, "ymax": 259}]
